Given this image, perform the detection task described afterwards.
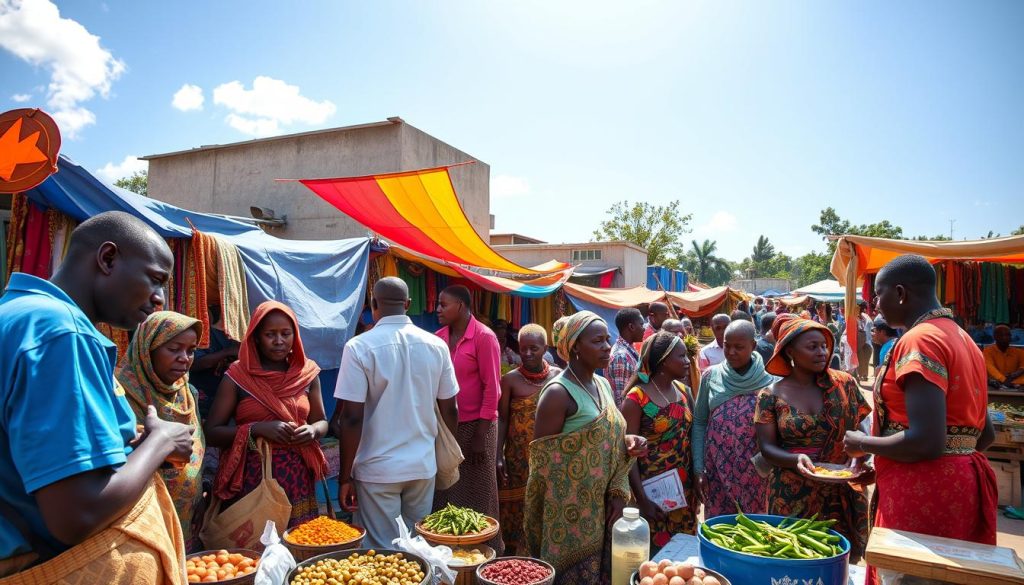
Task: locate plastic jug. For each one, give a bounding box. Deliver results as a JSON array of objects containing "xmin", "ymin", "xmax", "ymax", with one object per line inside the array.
[{"xmin": 611, "ymin": 507, "xmax": 650, "ymax": 585}]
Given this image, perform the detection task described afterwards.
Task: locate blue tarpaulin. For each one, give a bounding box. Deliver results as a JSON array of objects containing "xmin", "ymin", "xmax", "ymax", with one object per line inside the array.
[
  {"xmin": 22, "ymin": 156, "xmax": 370, "ymax": 370},
  {"xmin": 566, "ymin": 294, "xmax": 622, "ymax": 342},
  {"xmin": 647, "ymin": 266, "xmax": 688, "ymax": 292}
]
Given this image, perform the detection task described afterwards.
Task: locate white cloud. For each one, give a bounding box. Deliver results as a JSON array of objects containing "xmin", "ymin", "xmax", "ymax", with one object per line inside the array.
[
  {"xmin": 10, "ymin": 92, "xmax": 31, "ymax": 102},
  {"xmin": 212, "ymin": 76, "xmax": 336, "ymax": 137},
  {"xmin": 96, "ymin": 155, "xmax": 146, "ymax": 184},
  {"xmin": 696, "ymin": 210, "xmax": 739, "ymax": 234},
  {"xmin": 0, "ymin": 0, "xmax": 125, "ymax": 138},
  {"xmin": 491, "ymin": 175, "xmax": 530, "ymax": 198},
  {"xmin": 171, "ymin": 83, "xmax": 204, "ymax": 111}
]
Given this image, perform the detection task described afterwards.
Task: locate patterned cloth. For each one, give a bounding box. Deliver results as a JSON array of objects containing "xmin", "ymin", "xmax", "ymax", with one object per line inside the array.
[
  {"xmin": 607, "ymin": 336, "xmax": 640, "ymax": 406},
  {"xmin": 226, "ymin": 445, "xmax": 318, "ymax": 529},
  {"xmin": 754, "ymin": 371, "xmax": 871, "ymax": 558},
  {"xmin": 433, "ymin": 419, "xmax": 504, "ymax": 554},
  {"xmin": 499, "ymin": 391, "xmax": 539, "ymax": 556},
  {"xmin": 624, "ymin": 383, "xmax": 697, "ymax": 548},
  {"xmin": 525, "ymin": 398, "xmax": 632, "ymax": 584},
  {"xmin": 116, "ymin": 311, "xmax": 206, "ymax": 544},
  {"xmin": 0, "ymin": 478, "xmax": 186, "ymax": 584},
  {"xmin": 192, "ymin": 230, "xmax": 249, "ymax": 342},
  {"xmin": 702, "ymin": 393, "xmax": 768, "ymax": 518}
]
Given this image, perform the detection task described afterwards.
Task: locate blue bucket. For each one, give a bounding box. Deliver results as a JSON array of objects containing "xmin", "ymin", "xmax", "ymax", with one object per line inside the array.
[{"xmin": 698, "ymin": 514, "xmax": 850, "ymax": 585}]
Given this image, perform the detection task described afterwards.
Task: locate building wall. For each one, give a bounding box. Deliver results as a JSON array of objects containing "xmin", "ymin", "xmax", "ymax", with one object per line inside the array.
[
  {"xmin": 494, "ymin": 241, "xmax": 649, "ymax": 288},
  {"xmin": 146, "ymin": 121, "xmax": 490, "ymax": 241},
  {"xmin": 728, "ymin": 278, "xmax": 793, "ymax": 294}
]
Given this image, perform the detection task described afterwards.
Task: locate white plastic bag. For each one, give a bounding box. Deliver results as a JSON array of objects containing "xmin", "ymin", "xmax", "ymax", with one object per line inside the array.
[
  {"xmin": 255, "ymin": 520, "xmax": 297, "ymax": 585},
  {"xmin": 391, "ymin": 516, "xmax": 457, "ymax": 585}
]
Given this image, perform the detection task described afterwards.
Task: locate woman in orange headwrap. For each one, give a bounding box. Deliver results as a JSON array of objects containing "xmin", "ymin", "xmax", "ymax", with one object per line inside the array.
[
  {"xmin": 205, "ymin": 301, "xmax": 328, "ymax": 527},
  {"xmin": 754, "ymin": 317, "xmax": 872, "ymax": 562}
]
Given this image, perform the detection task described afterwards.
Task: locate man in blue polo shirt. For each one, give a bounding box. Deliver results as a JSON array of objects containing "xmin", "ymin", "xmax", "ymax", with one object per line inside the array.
[{"xmin": 0, "ymin": 211, "xmax": 194, "ymax": 579}]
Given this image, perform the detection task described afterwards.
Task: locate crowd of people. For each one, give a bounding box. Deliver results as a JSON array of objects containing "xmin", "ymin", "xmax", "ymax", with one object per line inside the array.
[{"xmin": 0, "ymin": 211, "xmax": 1001, "ymax": 585}]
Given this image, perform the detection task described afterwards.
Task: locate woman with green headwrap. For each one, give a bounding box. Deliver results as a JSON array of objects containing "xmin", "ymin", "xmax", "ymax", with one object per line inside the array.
[
  {"xmin": 620, "ymin": 331, "xmax": 697, "ymax": 551},
  {"xmin": 525, "ymin": 311, "xmax": 647, "ymax": 584},
  {"xmin": 116, "ymin": 311, "xmax": 205, "ymax": 550}
]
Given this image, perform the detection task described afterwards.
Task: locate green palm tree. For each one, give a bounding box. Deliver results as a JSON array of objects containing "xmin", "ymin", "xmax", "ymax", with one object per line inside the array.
[
  {"xmin": 751, "ymin": 235, "xmax": 775, "ymax": 264},
  {"xmin": 686, "ymin": 239, "xmax": 731, "ymax": 285}
]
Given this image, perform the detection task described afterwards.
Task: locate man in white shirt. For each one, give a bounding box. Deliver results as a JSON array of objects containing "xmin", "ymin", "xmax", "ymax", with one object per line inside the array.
[
  {"xmin": 332, "ymin": 277, "xmax": 460, "ymax": 548},
  {"xmin": 698, "ymin": 313, "xmax": 732, "ymax": 373}
]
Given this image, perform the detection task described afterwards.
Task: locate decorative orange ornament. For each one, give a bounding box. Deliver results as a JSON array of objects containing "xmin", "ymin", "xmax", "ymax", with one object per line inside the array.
[{"xmin": 0, "ymin": 108, "xmax": 61, "ymax": 193}]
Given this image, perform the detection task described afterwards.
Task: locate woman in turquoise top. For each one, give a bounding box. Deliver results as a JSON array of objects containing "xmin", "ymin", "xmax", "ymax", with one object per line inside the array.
[{"xmin": 527, "ymin": 311, "xmax": 648, "ymax": 583}]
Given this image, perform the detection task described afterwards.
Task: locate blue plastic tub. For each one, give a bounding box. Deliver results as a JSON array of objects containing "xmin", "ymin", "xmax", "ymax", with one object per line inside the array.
[{"xmin": 698, "ymin": 514, "xmax": 850, "ymax": 585}]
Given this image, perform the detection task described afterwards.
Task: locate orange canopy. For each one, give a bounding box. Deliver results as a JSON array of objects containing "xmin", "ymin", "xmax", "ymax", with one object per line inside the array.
[{"xmin": 562, "ymin": 283, "xmax": 665, "ymax": 308}]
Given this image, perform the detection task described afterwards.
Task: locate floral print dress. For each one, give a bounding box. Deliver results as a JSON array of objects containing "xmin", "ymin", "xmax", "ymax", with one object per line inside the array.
[{"xmin": 624, "ymin": 382, "xmax": 697, "ymax": 548}]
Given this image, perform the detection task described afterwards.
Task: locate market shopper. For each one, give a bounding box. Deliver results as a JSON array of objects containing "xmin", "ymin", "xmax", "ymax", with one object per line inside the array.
[
  {"xmin": 493, "ymin": 319, "xmax": 522, "ymax": 369},
  {"xmin": 525, "ymin": 311, "xmax": 646, "ymax": 583},
  {"xmin": 607, "ymin": 308, "xmax": 644, "ymax": 405},
  {"xmin": 497, "ymin": 324, "xmax": 561, "ymax": 556},
  {"xmin": 206, "ymin": 301, "xmax": 329, "ymax": 528},
  {"xmin": 117, "ymin": 311, "xmax": 206, "ymax": 550},
  {"xmin": 856, "ymin": 301, "xmax": 875, "ymax": 381},
  {"xmin": 871, "ymin": 316, "xmax": 899, "ymax": 376},
  {"xmin": 755, "ymin": 312, "xmax": 778, "ymax": 363},
  {"xmin": 434, "ymin": 285, "xmax": 504, "ymax": 553},
  {"xmin": 680, "ymin": 317, "xmax": 696, "ymax": 337},
  {"xmin": 844, "ymin": 255, "xmax": 997, "ymax": 585},
  {"xmin": 984, "ymin": 324, "xmax": 1024, "ymax": 389},
  {"xmin": 332, "ymin": 277, "xmax": 460, "ymax": 548},
  {"xmin": 698, "ymin": 313, "xmax": 731, "ymax": 372},
  {"xmin": 644, "ymin": 301, "xmax": 671, "ymax": 340},
  {"xmin": 621, "ymin": 332, "xmax": 698, "ymax": 549},
  {"xmin": 755, "ymin": 317, "xmax": 872, "ymax": 562},
  {"xmin": 694, "ymin": 320, "xmax": 775, "ymax": 518},
  {"xmin": 0, "ymin": 212, "xmax": 193, "ymax": 582}
]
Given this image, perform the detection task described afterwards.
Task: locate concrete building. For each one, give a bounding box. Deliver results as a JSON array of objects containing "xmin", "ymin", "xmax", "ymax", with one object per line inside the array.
[
  {"xmin": 491, "ymin": 235, "xmax": 649, "ymax": 288},
  {"xmin": 729, "ymin": 277, "xmax": 793, "ymax": 295},
  {"xmin": 141, "ymin": 117, "xmax": 490, "ymax": 241}
]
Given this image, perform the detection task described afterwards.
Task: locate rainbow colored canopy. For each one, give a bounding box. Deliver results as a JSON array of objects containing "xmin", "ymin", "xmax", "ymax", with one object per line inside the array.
[
  {"xmin": 298, "ymin": 165, "xmax": 547, "ymax": 274},
  {"xmin": 448, "ymin": 263, "xmax": 575, "ymax": 299}
]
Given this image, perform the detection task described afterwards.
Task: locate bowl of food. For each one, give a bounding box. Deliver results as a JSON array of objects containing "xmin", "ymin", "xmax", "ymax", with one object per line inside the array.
[
  {"xmin": 415, "ymin": 504, "xmax": 499, "ymax": 546},
  {"xmin": 476, "ymin": 557, "xmax": 555, "ymax": 585},
  {"xmin": 186, "ymin": 548, "xmax": 260, "ymax": 584},
  {"xmin": 447, "ymin": 545, "xmax": 495, "ymax": 569},
  {"xmin": 632, "ymin": 559, "xmax": 731, "ymax": 585},
  {"xmin": 282, "ymin": 516, "xmax": 366, "ymax": 561},
  {"xmin": 286, "ymin": 548, "xmax": 430, "ymax": 585}
]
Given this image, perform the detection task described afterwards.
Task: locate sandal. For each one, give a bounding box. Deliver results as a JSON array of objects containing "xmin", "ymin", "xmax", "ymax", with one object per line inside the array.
[{"xmin": 1003, "ymin": 506, "xmax": 1024, "ymax": 520}]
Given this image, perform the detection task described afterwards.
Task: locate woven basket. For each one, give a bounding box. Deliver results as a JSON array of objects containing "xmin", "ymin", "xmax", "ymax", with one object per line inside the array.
[
  {"xmin": 282, "ymin": 525, "xmax": 366, "ymax": 562},
  {"xmin": 285, "ymin": 548, "xmax": 431, "ymax": 585},
  {"xmin": 415, "ymin": 516, "xmax": 499, "ymax": 546},
  {"xmin": 186, "ymin": 548, "xmax": 261, "ymax": 585}
]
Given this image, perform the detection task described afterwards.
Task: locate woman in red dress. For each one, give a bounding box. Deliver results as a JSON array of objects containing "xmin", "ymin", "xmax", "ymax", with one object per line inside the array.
[{"xmin": 844, "ymin": 255, "xmax": 997, "ymax": 585}]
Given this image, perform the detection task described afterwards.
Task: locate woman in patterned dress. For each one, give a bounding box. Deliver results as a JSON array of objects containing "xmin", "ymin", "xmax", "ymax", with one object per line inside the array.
[
  {"xmin": 693, "ymin": 319, "xmax": 776, "ymax": 518},
  {"xmin": 754, "ymin": 317, "xmax": 872, "ymax": 562},
  {"xmin": 497, "ymin": 324, "xmax": 561, "ymax": 555},
  {"xmin": 620, "ymin": 331, "xmax": 698, "ymax": 550},
  {"xmin": 206, "ymin": 301, "xmax": 329, "ymax": 529}
]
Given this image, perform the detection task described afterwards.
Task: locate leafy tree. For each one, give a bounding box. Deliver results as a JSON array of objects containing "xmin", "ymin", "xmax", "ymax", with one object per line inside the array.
[
  {"xmin": 114, "ymin": 170, "xmax": 148, "ymax": 197},
  {"xmin": 792, "ymin": 251, "xmax": 832, "ymax": 287},
  {"xmin": 1013, "ymin": 226, "xmax": 1024, "ymax": 236},
  {"xmin": 592, "ymin": 200, "xmax": 692, "ymax": 268},
  {"xmin": 811, "ymin": 207, "xmax": 904, "ymax": 253},
  {"xmin": 911, "ymin": 234, "xmax": 952, "ymax": 241},
  {"xmin": 751, "ymin": 235, "xmax": 776, "ymax": 264},
  {"xmin": 682, "ymin": 239, "xmax": 733, "ymax": 286}
]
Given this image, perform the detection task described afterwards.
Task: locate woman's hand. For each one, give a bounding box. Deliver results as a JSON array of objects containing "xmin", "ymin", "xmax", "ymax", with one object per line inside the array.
[
  {"xmin": 252, "ymin": 421, "xmax": 295, "ymax": 443},
  {"xmin": 638, "ymin": 498, "xmax": 666, "ymax": 524},
  {"xmin": 625, "ymin": 435, "xmax": 649, "ymax": 458},
  {"xmin": 844, "ymin": 430, "xmax": 869, "ymax": 458},
  {"xmin": 496, "ymin": 456, "xmax": 509, "ymax": 488},
  {"xmin": 848, "ymin": 458, "xmax": 876, "ymax": 487},
  {"xmin": 606, "ymin": 496, "xmax": 626, "ymax": 531},
  {"xmin": 795, "ymin": 454, "xmax": 816, "ymax": 478},
  {"xmin": 290, "ymin": 424, "xmax": 318, "ymax": 445}
]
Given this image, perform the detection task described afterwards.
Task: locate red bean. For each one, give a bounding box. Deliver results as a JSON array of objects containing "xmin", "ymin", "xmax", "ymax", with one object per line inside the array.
[{"xmin": 482, "ymin": 559, "xmax": 552, "ymax": 585}]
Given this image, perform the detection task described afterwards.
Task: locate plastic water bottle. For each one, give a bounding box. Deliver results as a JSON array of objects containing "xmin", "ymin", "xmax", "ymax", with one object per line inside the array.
[{"xmin": 611, "ymin": 507, "xmax": 650, "ymax": 585}]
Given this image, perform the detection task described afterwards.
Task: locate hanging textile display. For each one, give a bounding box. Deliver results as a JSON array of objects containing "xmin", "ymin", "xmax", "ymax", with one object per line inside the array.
[
  {"xmin": 398, "ymin": 260, "xmax": 427, "ymax": 316},
  {"xmin": 19, "ymin": 199, "xmax": 52, "ymax": 279},
  {"xmin": 192, "ymin": 229, "xmax": 250, "ymax": 342}
]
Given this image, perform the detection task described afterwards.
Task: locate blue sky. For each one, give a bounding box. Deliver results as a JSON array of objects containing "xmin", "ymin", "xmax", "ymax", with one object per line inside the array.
[{"xmin": 2, "ymin": 0, "xmax": 1023, "ymax": 261}]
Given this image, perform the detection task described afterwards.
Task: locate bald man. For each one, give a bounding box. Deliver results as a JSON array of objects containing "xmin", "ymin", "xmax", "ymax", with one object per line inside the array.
[
  {"xmin": 332, "ymin": 277, "xmax": 460, "ymax": 547},
  {"xmin": 984, "ymin": 324, "xmax": 1024, "ymax": 389},
  {"xmin": 661, "ymin": 319, "xmax": 684, "ymax": 336},
  {"xmin": 681, "ymin": 318, "xmax": 696, "ymax": 337},
  {"xmin": 0, "ymin": 212, "xmax": 193, "ymax": 579},
  {"xmin": 698, "ymin": 314, "xmax": 731, "ymax": 372},
  {"xmin": 643, "ymin": 302, "xmax": 671, "ymax": 340}
]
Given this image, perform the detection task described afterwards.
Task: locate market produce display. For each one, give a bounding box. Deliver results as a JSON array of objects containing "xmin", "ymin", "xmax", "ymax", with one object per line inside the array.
[
  {"xmin": 478, "ymin": 558, "xmax": 552, "ymax": 585},
  {"xmin": 700, "ymin": 513, "xmax": 843, "ymax": 559},
  {"xmin": 186, "ymin": 550, "xmax": 258, "ymax": 583},
  {"xmin": 285, "ymin": 516, "xmax": 363, "ymax": 546},
  {"xmin": 289, "ymin": 551, "xmax": 425, "ymax": 585},
  {"xmin": 990, "ymin": 403, "xmax": 1024, "ymax": 426},
  {"xmin": 810, "ymin": 465, "xmax": 854, "ymax": 478},
  {"xmin": 421, "ymin": 504, "xmax": 490, "ymax": 535},
  {"xmin": 637, "ymin": 560, "xmax": 722, "ymax": 585}
]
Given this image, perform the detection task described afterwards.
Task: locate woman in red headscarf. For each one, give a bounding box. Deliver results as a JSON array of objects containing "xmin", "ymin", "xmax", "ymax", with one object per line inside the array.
[
  {"xmin": 754, "ymin": 317, "xmax": 872, "ymax": 562},
  {"xmin": 205, "ymin": 301, "xmax": 328, "ymax": 527}
]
